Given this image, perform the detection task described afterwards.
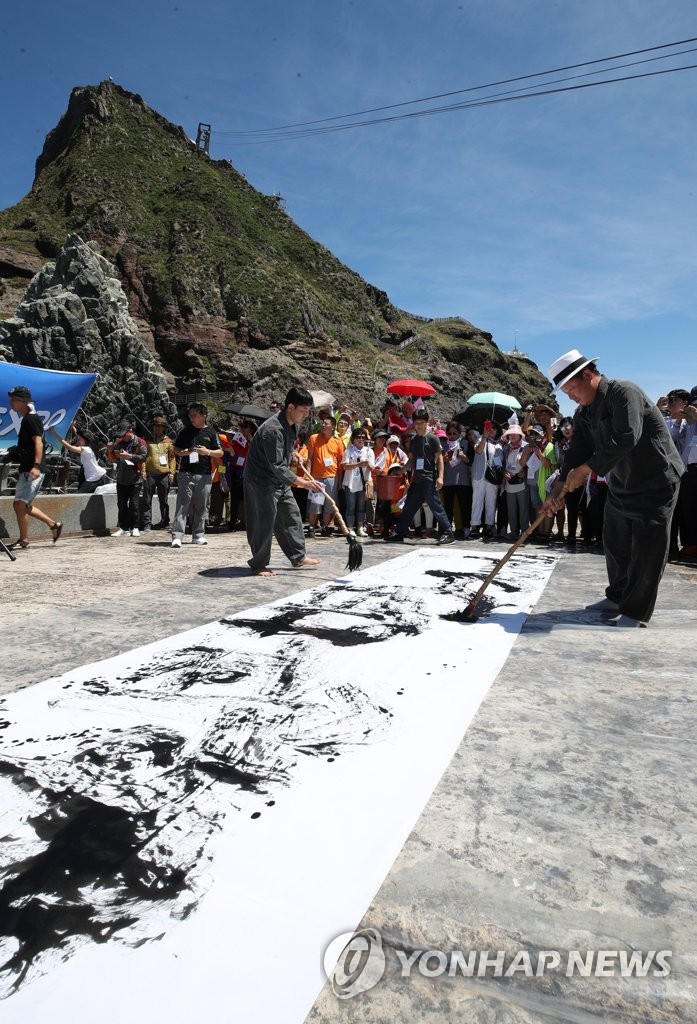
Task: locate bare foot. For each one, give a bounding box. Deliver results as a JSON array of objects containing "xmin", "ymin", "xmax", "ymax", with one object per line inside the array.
[
  {"xmin": 293, "ymin": 557, "xmax": 321, "ymax": 568},
  {"xmin": 252, "ymin": 568, "xmax": 276, "ymax": 577}
]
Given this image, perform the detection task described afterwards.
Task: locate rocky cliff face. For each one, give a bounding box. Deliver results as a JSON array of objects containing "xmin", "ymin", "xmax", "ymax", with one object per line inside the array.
[
  {"xmin": 0, "ymin": 236, "xmax": 179, "ymax": 437},
  {"xmin": 0, "ymin": 81, "xmax": 555, "ymax": 419}
]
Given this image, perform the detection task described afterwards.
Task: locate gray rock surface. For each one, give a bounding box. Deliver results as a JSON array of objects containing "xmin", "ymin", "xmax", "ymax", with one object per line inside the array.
[{"xmin": 0, "ymin": 234, "xmax": 180, "ymax": 437}]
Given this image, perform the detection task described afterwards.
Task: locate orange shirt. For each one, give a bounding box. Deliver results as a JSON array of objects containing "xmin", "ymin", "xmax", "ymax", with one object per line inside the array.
[
  {"xmin": 291, "ymin": 444, "xmax": 309, "ymax": 488},
  {"xmin": 307, "ymin": 433, "xmax": 344, "ymax": 478}
]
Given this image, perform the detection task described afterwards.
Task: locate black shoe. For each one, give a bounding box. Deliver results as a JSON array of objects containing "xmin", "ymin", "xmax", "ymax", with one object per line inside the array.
[
  {"xmin": 438, "ymin": 532, "xmax": 455, "ymax": 545},
  {"xmin": 306, "ymin": 525, "xmax": 316, "ymax": 538},
  {"xmin": 468, "ymin": 528, "xmax": 481, "ymax": 540},
  {"xmin": 385, "ymin": 534, "xmax": 404, "ymax": 543},
  {"xmin": 8, "ymin": 538, "xmax": 30, "ymax": 550}
]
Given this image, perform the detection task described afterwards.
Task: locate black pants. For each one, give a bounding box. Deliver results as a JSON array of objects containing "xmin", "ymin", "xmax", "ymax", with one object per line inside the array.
[
  {"xmin": 117, "ymin": 482, "xmax": 141, "ymax": 530},
  {"xmin": 603, "ymin": 482, "xmax": 680, "ymax": 622},
  {"xmin": 442, "ymin": 485, "xmax": 472, "ymax": 533},
  {"xmin": 565, "ymin": 488, "xmax": 581, "ymax": 540},
  {"xmin": 292, "ymin": 486, "xmax": 308, "ymax": 522},
  {"xmin": 395, "ymin": 478, "xmax": 451, "ymax": 538},
  {"xmin": 581, "ymin": 484, "xmax": 607, "ymax": 543},
  {"xmin": 140, "ymin": 472, "xmax": 170, "ymax": 527},
  {"xmin": 676, "ymin": 467, "xmax": 697, "ymax": 548},
  {"xmin": 78, "ymin": 475, "xmax": 108, "ymax": 494},
  {"xmin": 228, "ymin": 477, "xmax": 245, "ymax": 526},
  {"xmin": 377, "ymin": 498, "xmax": 396, "ymax": 535}
]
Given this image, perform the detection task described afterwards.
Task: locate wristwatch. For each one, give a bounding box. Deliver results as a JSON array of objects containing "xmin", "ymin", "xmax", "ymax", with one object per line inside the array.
[{"xmin": 33, "ymin": 462, "xmax": 42, "ymax": 468}]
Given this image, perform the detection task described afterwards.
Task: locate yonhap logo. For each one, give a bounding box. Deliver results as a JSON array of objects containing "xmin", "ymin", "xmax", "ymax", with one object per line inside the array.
[{"xmin": 324, "ymin": 928, "xmax": 386, "ymax": 999}]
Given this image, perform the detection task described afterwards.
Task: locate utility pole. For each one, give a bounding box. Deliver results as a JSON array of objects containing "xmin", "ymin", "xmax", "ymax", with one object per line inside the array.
[{"xmin": 195, "ymin": 123, "xmax": 211, "ymax": 155}]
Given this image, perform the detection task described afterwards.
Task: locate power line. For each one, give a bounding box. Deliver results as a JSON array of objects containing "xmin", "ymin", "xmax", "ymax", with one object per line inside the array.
[
  {"xmin": 213, "ymin": 36, "xmax": 697, "ymax": 140},
  {"xmin": 218, "ymin": 61, "xmax": 697, "ymax": 147}
]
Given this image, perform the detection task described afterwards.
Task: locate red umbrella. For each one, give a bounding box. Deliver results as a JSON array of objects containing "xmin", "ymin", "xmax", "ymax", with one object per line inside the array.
[{"xmin": 386, "ymin": 379, "xmax": 436, "ymax": 397}]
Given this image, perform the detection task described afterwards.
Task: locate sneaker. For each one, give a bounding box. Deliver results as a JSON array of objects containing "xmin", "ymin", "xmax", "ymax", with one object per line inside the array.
[
  {"xmin": 355, "ymin": 526, "xmax": 367, "ymax": 537},
  {"xmin": 143, "ymin": 525, "xmax": 152, "ymax": 532},
  {"xmin": 438, "ymin": 532, "xmax": 455, "ymax": 545},
  {"xmin": 112, "ymin": 528, "xmax": 126, "ymax": 537},
  {"xmin": 171, "ymin": 538, "xmax": 182, "ymax": 548},
  {"xmin": 131, "ymin": 528, "xmax": 140, "ymax": 537},
  {"xmin": 385, "ymin": 534, "xmax": 404, "ymax": 543},
  {"xmin": 192, "ymin": 537, "xmax": 208, "ymax": 545}
]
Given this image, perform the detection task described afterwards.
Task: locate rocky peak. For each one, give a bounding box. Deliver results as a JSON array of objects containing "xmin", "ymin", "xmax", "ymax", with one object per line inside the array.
[
  {"xmin": 0, "ymin": 235, "xmax": 179, "ymax": 439},
  {"xmin": 0, "ymin": 82, "xmax": 556, "ymax": 418}
]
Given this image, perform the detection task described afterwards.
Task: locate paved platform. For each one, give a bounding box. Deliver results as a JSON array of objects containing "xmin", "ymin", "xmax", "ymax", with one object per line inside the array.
[{"xmin": 1, "ymin": 532, "xmax": 695, "ymax": 1022}]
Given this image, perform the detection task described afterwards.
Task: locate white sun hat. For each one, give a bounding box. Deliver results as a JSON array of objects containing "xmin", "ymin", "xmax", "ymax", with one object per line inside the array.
[{"xmin": 548, "ymin": 349, "xmax": 599, "ymax": 390}]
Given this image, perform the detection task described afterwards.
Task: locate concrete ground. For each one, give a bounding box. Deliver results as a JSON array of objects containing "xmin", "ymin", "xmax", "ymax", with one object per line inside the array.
[{"xmin": 1, "ymin": 528, "xmax": 695, "ymax": 1023}]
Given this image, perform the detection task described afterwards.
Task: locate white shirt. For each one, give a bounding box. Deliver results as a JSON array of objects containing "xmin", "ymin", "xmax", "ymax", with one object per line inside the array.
[
  {"xmin": 342, "ymin": 444, "xmax": 375, "ymax": 492},
  {"xmin": 79, "ymin": 446, "xmax": 105, "ymax": 482}
]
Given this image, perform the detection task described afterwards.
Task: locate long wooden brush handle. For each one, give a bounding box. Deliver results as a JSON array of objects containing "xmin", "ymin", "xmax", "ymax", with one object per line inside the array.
[
  {"xmin": 298, "ymin": 463, "xmax": 353, "ymax": 539},
  {"xmin": 466, "ymin": 484, "xmax": 569, "ymax": 615}
]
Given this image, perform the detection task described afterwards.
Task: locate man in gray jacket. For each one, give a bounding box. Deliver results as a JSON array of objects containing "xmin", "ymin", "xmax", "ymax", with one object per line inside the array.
[
  {"xmin": 544, "ymin": 350, "xmax": 684, "ymax": 627},
  {"xmin": 244, "ymin": 386, "xmax": 323, "ymax": 576}
]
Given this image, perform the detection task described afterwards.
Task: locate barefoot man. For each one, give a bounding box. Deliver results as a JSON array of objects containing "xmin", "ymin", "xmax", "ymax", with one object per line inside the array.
[{"xmin": 243, "ymin": 386, "xmax": 323, "ymax": 576}]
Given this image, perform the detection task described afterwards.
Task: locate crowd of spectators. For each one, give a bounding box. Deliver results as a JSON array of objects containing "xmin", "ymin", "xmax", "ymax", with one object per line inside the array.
[{"xmin": 16, "ymin": 382, "xmax": 694, "ymax": 559}]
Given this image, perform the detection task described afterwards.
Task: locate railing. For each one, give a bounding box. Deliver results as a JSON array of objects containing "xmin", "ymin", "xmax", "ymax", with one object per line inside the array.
[
  {"xmin": 173, "ymin": 391, "xmax": 235, "ymax": 406},
  {"xmin": 374, "ymin": 333, "xmax": 419, "ymax": 352}
]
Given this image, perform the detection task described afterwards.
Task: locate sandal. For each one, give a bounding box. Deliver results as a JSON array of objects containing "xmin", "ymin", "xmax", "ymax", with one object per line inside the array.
[
  {"xmin": 51, "ymin": 522, "xmax": 63, "ymax": 543},
  {"xmin": 8, "ymin": 539, "xmax": 30, "ymax": 551}
]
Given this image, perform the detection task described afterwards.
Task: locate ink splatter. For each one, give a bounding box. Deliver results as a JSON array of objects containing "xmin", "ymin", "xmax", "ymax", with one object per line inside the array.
[
  {"xmin": 0, "ymin": 549, "xmax": 556, "ymax": 1000},
  {"xmin": 439, "ymin": 594, "xmax": 498, "ymax": 621}
]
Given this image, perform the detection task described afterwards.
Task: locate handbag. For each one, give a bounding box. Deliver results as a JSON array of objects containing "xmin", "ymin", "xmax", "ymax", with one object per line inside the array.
[
  {"xmin": 484, "ymin": 444, "xmax": 503, "ymax": 485},
  {"xmin": 361, "ymin": 459, "xmax": 375, "ymax": 500}
]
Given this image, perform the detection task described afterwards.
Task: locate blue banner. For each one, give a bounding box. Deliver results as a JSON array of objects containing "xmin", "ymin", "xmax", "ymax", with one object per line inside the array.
[{"xmin": 0, "ymin": 363, "xmax": 98, "ymax": 452}]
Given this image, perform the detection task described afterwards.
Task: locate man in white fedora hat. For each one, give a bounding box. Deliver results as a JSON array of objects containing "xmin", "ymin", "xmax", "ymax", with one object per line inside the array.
[{"xmin": 543, "ymin": 349, "xmax": 683, "ymax": 627}]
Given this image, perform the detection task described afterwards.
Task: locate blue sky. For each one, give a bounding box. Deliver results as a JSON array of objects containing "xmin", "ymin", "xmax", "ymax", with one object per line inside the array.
[{"xmin": 2, "ymin": 0, "xmax": 696, "ymax": 414}]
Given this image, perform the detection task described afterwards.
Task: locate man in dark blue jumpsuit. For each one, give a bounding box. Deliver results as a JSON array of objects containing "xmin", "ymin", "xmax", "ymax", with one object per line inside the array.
[{"xmin": 544, "ymin": 350, "xmax": 684, "ymax": 627}]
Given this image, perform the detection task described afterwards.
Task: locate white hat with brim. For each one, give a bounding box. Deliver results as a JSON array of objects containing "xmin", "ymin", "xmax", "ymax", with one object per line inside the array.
[
  {"xmin": 502, "ymin": 425, "xmax": 524, "ymax": 439},
  {"xmin": 548, "ymin": 349, "xmax": 599, "ymax": 391}
]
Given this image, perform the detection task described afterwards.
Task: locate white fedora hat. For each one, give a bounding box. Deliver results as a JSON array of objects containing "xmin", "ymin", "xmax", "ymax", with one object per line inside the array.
[{"xmin": 548, "ymin": 349, "xmax": 599, "ymax": 390}]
